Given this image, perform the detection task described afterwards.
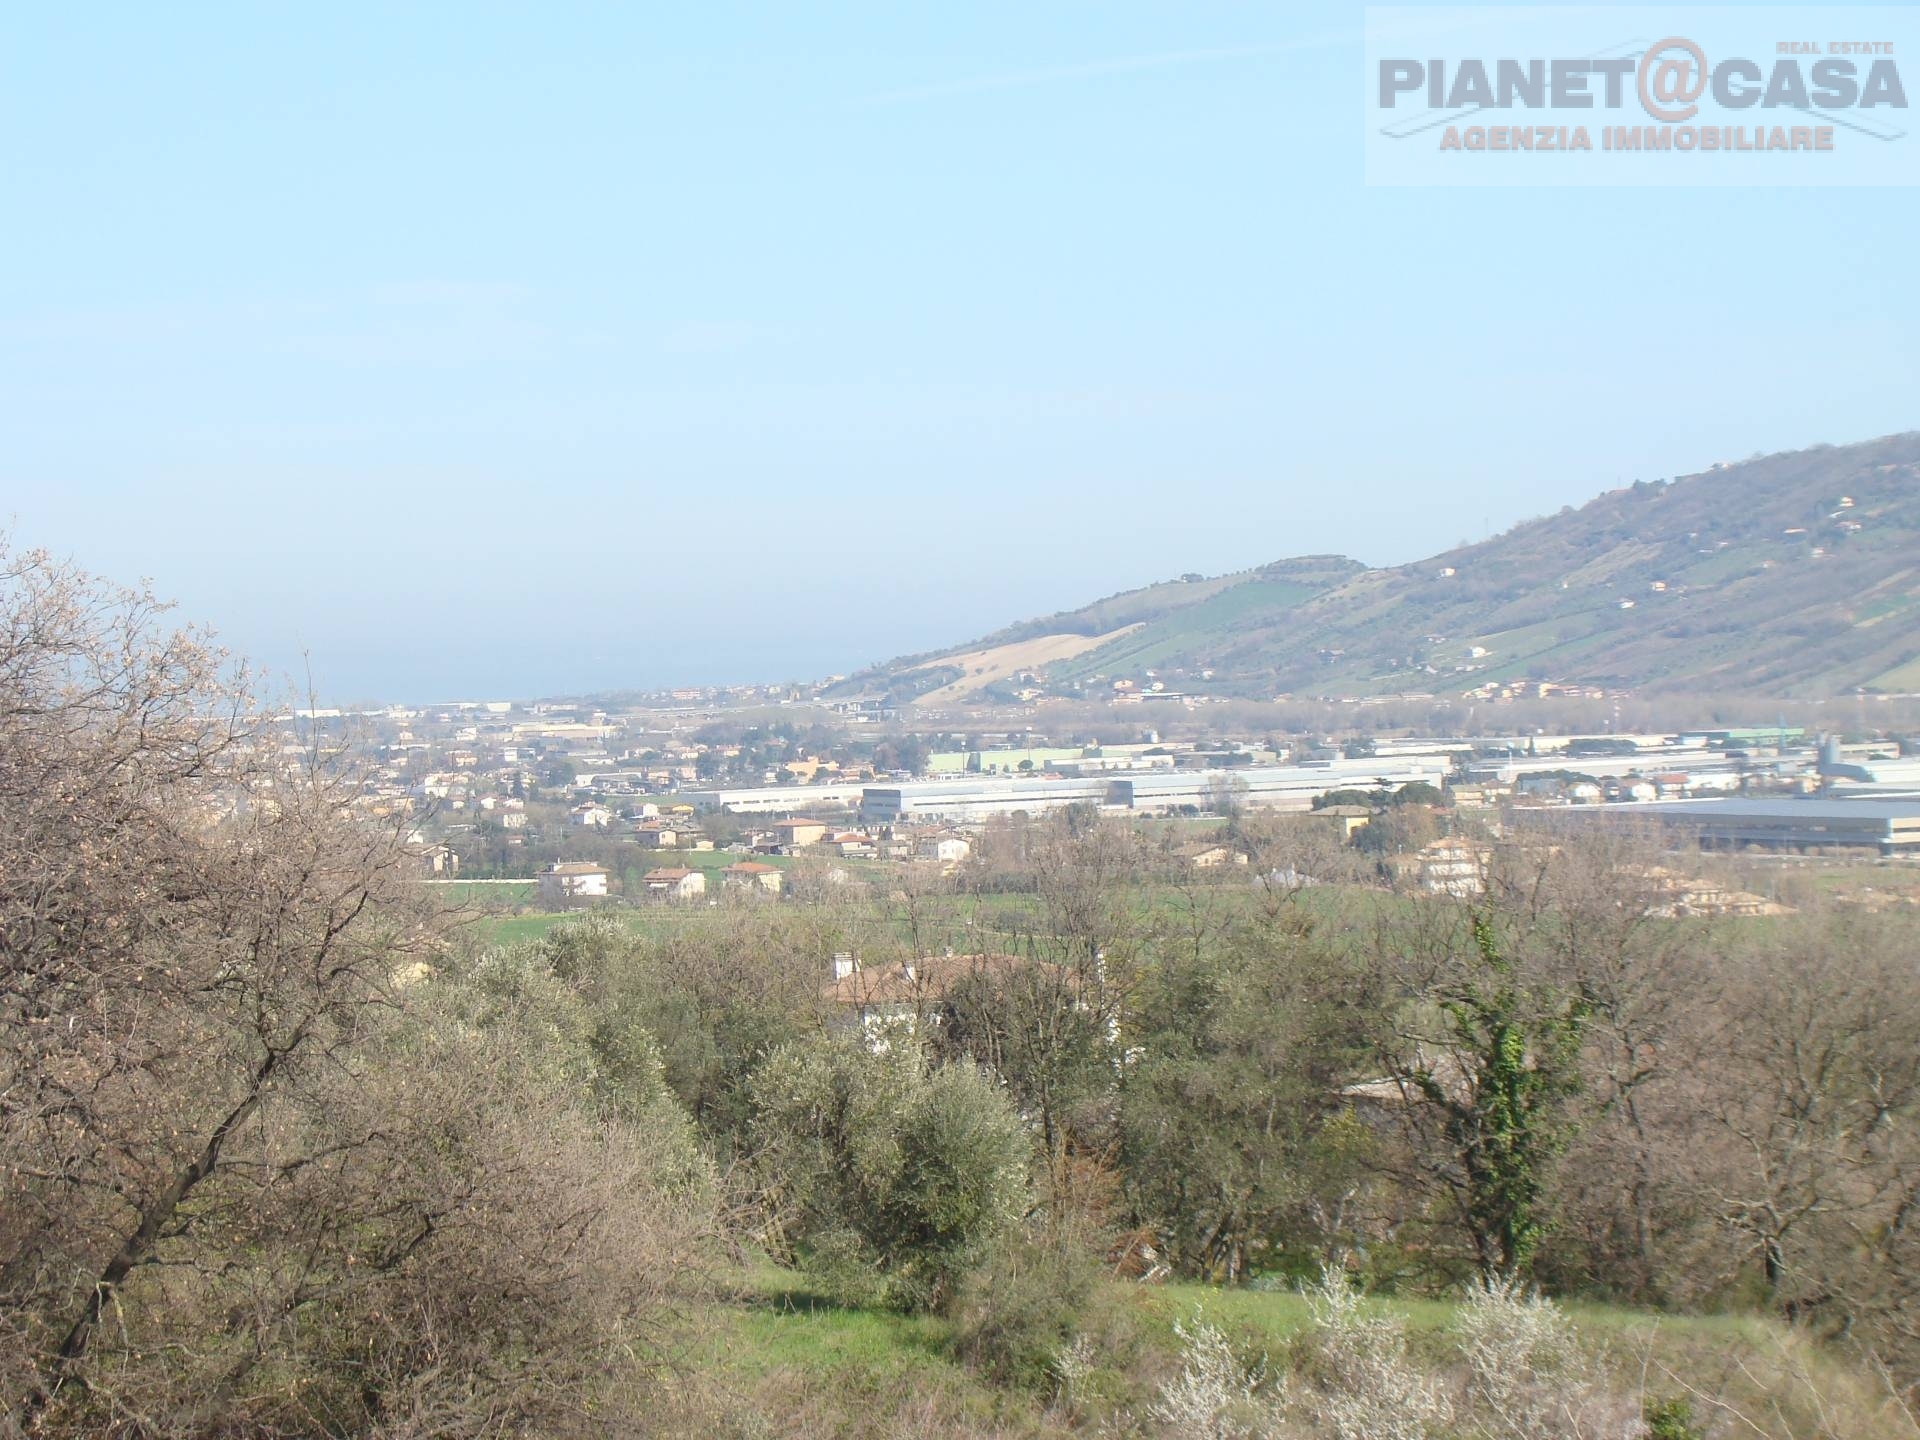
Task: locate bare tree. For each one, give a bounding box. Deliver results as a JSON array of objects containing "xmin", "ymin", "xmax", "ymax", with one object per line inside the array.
[{"xmin": 0, "ymin": 541, "xmax": 706, "ymax": 1435}]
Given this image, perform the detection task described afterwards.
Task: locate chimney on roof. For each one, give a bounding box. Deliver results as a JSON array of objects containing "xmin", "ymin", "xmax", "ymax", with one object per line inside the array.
[{"xmin": 832, "ymin": 952, "xmax": 855, "ymax": 982}]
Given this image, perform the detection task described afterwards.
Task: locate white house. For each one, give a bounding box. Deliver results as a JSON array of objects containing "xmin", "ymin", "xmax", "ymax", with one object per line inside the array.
[
  {"xmin": 916, "ymin": 835, "xmax": 972, "ymax": 865},
  {"xmin": 721, "ymin": 860, "xmax": 784, "ymax": 895},
  {"xmin": 1412, "ymin": 838, "xmax": 1488, "ymax": 898},
  {"xmin": 538, "ymin": 862, "xmax": 609, "ymax": 906},
  {"xmin": 640, "ymin": 867, "xmax": 707, "ymax": 903}
]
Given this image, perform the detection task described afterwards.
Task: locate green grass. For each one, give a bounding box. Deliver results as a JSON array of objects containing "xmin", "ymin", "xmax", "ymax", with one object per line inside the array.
[
  {"xmin": 716, "ymin": 1274, "xmax": 958, "ymax": 1380},
  {"xmin": 425, "ymin": 879, "xmax": 536, "ymax": 906},
  {"xmin": 681, "ymin": 1266, "xmax": 1902, "ymax": 1439},
  {"xmin": 1677, "ymin": 544, "xmax": 1770, "ymax": 585},
  {"xmin": 1139, "ymin": 1281, "xmax": 1455, "ymax": 1345},
  {"xmin": 1051, "ymin": 578, "xmax": 1323, "ymax": 681},
  {"xmin": 464, "ymin": 907, "xmax": 711, "ymax": 946},
  {"xmin": 1871, "ymin": 653, "xmax": 1920, "ymax": 691}
]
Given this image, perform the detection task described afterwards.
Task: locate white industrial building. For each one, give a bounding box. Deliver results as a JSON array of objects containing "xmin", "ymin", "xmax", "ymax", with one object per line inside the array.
[
  {"xmin": 677, "ymin": 782, "xmax": 871, "ymax": 814},
  {"xmin": 859, "ymin": 759, "xmax": 1450, "ymax": 824}
]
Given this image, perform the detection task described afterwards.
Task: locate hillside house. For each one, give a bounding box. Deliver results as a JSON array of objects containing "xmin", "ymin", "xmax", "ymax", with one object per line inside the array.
[
  {"xmin": 773, "ymin": 817, "xmax": 828, "ymax": 848},
  {"xmin": 1178, "ymin": 843, "xmax": 1247, "ymax": 869},
  {"xmin": 1410, "ymin": 838, "xmax": 1489, "ymax": 898},
  {"xmin": 640, "ymin": 867, "xmax": 707, "ymax": 903},
  {"xmin": 916, "ymin": 835, "xmax": 972, "ymax": 865},
  {"xmin": 1632, "ymin": 866, "xmax": 1791, "ymax": 919},
  {"xmin": 721, "ymin": 860, "xmax": 784, "ymax": 896},
  {"xmin": 538, "ymin": 862, "xmax": 609, "ymax": 907},
  {"xmin": 822, "ymin": 951, "xmax": 1078, "ymax": 1048},
  {"xmin": 1312, "ymin": 804, "xmax": 1375, "ymax": 841},
  {"xmin": 416, "ymin": 843, "xmax": 460, "ymax": 877}
]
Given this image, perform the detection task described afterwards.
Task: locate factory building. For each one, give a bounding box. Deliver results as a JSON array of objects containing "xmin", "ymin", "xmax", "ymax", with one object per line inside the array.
[
  {"xmin": 859, "ymin": 760, "xmax": 1450, "ymax": 824},
  {"xmin": 1557, "ymin": 797, "xmax": 1920, "ymax": 856},
  {"xmin": 677, "ymin": 783, "xmax": 870, "ymax": 814}
]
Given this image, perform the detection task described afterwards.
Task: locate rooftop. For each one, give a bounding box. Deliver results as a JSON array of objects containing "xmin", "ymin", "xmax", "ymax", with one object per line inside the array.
[{"xmin": 822, "ymin": 952, "xmax": 1072, "ymax": 1008}]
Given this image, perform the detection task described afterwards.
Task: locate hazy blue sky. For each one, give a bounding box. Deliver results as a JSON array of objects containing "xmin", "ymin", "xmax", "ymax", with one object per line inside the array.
[{"xmin": 4, "ymin": 3, "xmax": 1915, "ymax": 700}]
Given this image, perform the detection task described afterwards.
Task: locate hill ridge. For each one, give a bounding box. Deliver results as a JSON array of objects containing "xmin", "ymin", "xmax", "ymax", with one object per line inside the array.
[{"xmin": 831, "ymin": 432, "xmax": 1920, "ymax": 704}]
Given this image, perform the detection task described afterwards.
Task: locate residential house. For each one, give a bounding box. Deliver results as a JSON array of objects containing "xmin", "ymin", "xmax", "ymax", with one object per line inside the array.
[
  {"xmin": 1177, "ymin": 842, "xmax": 1246, "ymax": 869},
  {"xmin": 538, "ymin": 861, "xmax": 609, "ymax": 907},
  {"xmin": 416, "ymin": 844, "xmax": 460, "ymax": 876},
  {"xmin": 1632, "ymin": 865, "xmax": 1792, "ymax": 919},
  {"xmin": 1410, "ymin": 837, "xmax": 1489, "ymax": 897},
  {"xmin": 773, "ymin": 817, "xmax": 828, "ymax": 848},
  {"xmin": 916, "ymin": 834, "xmax": 972, "ymax": 865},
  {"xmin": 721, "ymin": 860, "xmax": 784, "ymax": 896},
  {"xmin": 640, "ymin": 867, "xmax": 707, "ymax": 903},
  {"xmin": 822, "ymin": 951, "xmax": 1077, "ymax": 1048},
  {"xmin": 1312, "ymin": 804, "xmax": 1375, "ymax": 841}
]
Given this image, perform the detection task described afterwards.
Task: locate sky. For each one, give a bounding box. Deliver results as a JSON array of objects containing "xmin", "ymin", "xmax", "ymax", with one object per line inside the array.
[{"xmin": 3, "ymin": 2, "xmax": 1916, "ymax": 701}]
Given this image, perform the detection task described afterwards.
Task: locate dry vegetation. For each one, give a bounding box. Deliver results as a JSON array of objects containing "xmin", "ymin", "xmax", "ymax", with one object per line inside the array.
[{"xmin": 906, "ymin": 625, "xmax": 1144, "ymax": 706}]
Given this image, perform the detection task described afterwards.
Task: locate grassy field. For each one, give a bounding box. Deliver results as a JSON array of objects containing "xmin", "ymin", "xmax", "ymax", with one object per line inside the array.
[
  {"xmin": 673, "ymin": 1267, "xmax": 1907, "ymax": 1439},
  {"xmin": 1049, "ymin": 578, "xmax": 1324, "ymax": 681},
  {"xmin": 459, "ymin": 905, "xmax": 752, "ymax": 947},
  {"xmin": 424, "ymin": 879, "xmax": 537, "ymax": 906}
]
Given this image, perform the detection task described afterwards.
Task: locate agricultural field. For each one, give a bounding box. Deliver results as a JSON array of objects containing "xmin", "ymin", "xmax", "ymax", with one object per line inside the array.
[{"xmin": 907, "ymin": 625, "xmax": 1144, "ymax": 706}]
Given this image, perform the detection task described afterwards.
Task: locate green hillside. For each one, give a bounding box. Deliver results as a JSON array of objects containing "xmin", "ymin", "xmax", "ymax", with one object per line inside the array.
[{"xmin": 836, "ymin": 432, "xmax": 1920, "ymax": 701}]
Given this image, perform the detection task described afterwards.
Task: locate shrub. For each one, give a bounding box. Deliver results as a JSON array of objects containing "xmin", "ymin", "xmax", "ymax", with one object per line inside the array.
[
  {"xmin": 1455, "ymin": 1274, "xmax": 1579, "ymax": 1438},
  {"xmin": 1290, "ymin": 1271, "xmax": 1453, "ymax": 1440},
  {"xmin": 749, "ymin": 1038, "xmax": 1030, "ymax": 1313},
  {"xmin": 956, "ymin": 1234, "xmax": 1102, "ymax": 1391},
  {"xmin": 1644, "ymin": 1397, "xmax": 1705, "ymax": 1440},
  {"xmin": 1151, "ymin": 1312, "xmax": 1272, "ymax": 1440}
]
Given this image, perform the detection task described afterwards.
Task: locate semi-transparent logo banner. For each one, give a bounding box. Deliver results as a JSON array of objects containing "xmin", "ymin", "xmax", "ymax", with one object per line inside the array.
[{"xmin": 1366, "ymin": 7, "xmax": 1916, "ymax": 185}]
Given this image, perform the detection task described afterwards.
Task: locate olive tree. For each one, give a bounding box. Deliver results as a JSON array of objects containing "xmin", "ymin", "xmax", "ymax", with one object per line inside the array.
[{"xmin": 748, "ymin": 1036, "xmax": 1030, "ymax": 1312}]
